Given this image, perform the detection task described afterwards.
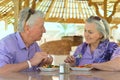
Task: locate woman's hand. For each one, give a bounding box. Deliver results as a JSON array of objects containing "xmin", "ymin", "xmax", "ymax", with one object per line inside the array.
[{"xmin": 64, "ymin": 55, "xmax": 76, "ymax": 66}]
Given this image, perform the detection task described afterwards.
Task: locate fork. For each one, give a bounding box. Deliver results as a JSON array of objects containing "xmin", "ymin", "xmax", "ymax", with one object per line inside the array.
[{"xmin": 75, "ymin": 54, "xmax": 82, "ymax": 58}]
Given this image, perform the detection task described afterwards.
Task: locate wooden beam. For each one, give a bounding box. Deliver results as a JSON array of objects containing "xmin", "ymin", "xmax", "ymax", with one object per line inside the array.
[
  {"xmin": 45, "ymin": 0, "xmax": 54, "ymax": 20},
  {"xmin": 109, "ymin": 0, "xmax": 120, "ymax": 21},
  {"xmin": 88, "ymin": 0, "xmax": 120, "ymax": 23},
  {"xmin": 0, "ymin": 9, "xmax": 14, "ymax": 18},
  {"xmin": 0, "ymin": 0, "xmax": 11, "ymax": 6},
  {"xmin": 88, "ymin": 0, "xmax": 103, "ymax": 18},
  {"xmin": 45, "ymin": 18, "xmax": 84, "ymax": 23}
]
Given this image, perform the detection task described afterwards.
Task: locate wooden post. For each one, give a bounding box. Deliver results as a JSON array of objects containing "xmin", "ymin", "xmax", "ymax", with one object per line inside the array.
[
  {"xmin": 24, "ymin": 0, "xmax": 29, "ymax": 8},
  {"xmin": 31, "ymin": 0, "xmax": 36, "ymax": 9},
  {"xmin": 12, "ymin": 0, "xmax": 21, "ymax": 32}
]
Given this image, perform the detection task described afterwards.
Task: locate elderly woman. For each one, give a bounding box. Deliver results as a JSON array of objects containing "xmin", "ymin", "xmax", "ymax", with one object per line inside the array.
[{"xmin": 64, "ymin": 16, "xmax": 118, "ymax": 66}]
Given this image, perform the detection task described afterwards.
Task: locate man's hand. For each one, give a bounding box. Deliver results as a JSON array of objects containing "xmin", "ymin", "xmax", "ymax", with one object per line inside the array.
[
  {"xmin": 29, "ymin": 52, "xmax": 48, "ymax": 66},
  {"xmin": 40, "ymin": 55, "xmax": 53, "ymax": 66}
]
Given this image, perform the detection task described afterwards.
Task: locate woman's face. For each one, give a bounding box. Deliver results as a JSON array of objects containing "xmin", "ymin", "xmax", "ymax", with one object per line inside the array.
[{"xmin": 84, "ymin": 22, "xmax": 102, "ymax": 45}]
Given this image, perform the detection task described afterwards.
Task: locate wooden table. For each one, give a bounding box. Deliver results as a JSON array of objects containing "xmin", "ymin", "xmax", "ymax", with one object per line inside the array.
[{"xmin": 0, "ymin": 70, "xmax": 119, "ymax": 80}]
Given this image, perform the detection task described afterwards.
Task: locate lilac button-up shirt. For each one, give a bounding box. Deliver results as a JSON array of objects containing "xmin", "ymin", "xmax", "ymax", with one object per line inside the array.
[
  {"xmin": 0, "ymin": 32, "xmax": 41, "ymax": 71},
  {"xmin": 73, "ymin": 39, "xmax": 118, "ymax": 66}
]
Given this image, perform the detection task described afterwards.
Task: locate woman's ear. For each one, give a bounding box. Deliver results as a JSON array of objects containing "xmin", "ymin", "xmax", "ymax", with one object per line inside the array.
[{"xmin": 99, "ymin": 34, "xmax": 103, "ymax": 39}]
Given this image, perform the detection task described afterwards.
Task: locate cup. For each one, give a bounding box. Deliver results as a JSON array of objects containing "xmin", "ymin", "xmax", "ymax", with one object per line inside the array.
[{"xmin": 59, "ymin": 63, "xmax": 70, "ymax": 74}]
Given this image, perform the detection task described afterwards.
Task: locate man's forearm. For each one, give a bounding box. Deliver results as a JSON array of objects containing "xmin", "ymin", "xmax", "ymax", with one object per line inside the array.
[{"xmin": 0, "ymin": 61, "xmax": 30, "ymax": 73}]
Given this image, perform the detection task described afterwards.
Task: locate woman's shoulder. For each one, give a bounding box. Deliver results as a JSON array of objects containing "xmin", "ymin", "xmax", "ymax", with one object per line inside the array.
[
  {"xmin": 108, "ymin": 41, "xmax": 118, "ymax": 48},
  {"xmin": 105, "ymin": 41, "xmax": 118, "ymax": 52},
  {"xmin": 101, "ymin": 39, "xmax": 118, "ymax": 48},
  {"xmin": 77, "ymin": 42, "xmax": 88, "ymax": 48}
]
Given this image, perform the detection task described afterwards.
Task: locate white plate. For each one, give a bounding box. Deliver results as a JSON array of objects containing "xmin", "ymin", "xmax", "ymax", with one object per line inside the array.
[
  {"xmin": 39, "ymin": 67, "xmax": 59, "ymax": 72},
  {"xmin": 70, "ymin": 67, "xmax": 92, "ymax": 71}
]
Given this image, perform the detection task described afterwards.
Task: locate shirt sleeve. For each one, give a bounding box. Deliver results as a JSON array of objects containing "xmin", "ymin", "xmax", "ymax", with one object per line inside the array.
[
  {"xmin": 0, "ymin": 54, "xmax": 10, "ymax": 67},
  {"xmin": 0, "ymin": 42, "xmax": 12, "ymax": 67},
  {"xmin": 111, "ymin": 47, "xmax": 120, "ymax": 60}
]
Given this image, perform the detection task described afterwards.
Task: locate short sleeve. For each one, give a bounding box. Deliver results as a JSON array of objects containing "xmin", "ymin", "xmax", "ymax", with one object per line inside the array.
[
  {"xmin": 111, "ymin": 47, "xmax": 120, "ymax": 60},
  {"xmin": 0, "ymin": 49, "xmax": 10, "ymax": 67},
  {"xmin": 102, "ymin": 42, "xmax": 118, "ymax": 61},
  {"xmin": 0, "ymin": 44, "xmax": 12, "ymax": 67},
  {"xmin": 107, "ymin": 42, "xmax": 118, "ymax": 54},
  {"xmin": 0, "ymin": 54, "xmax": 10, "ymax": 67}
]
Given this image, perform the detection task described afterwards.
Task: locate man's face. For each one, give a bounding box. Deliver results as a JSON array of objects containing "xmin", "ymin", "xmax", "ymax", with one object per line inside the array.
[{"xmin": 29, "ymin": 18, "xmax": 46, "ymax": 41}]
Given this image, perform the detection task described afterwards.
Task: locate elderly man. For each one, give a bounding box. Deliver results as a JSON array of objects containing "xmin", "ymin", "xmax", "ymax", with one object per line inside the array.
[{"xmin": 0, "ymin": 8, "xmax": 53, "ymax": 73}]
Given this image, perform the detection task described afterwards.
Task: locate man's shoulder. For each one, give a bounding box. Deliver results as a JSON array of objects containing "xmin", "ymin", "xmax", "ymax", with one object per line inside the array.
[{"xmin": 0, "ymin": 33, "xmax": 17, "ymax": 45}]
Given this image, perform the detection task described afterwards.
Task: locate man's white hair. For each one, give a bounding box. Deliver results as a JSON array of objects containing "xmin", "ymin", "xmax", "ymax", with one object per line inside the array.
[{"xmin": 18, "ymin": 7, "xmax": 44, "ymax": 32}]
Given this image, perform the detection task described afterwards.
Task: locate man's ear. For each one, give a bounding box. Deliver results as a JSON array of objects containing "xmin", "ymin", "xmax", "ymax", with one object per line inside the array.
[{"xmin": 24, "ymin": 25, "xmax": 30, "ymax": 32}]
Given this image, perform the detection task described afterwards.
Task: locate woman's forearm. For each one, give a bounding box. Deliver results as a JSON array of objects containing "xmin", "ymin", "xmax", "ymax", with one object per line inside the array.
[{"xmin": 91, "ymin": 57, "xmax": 120, "ymax": 71}]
